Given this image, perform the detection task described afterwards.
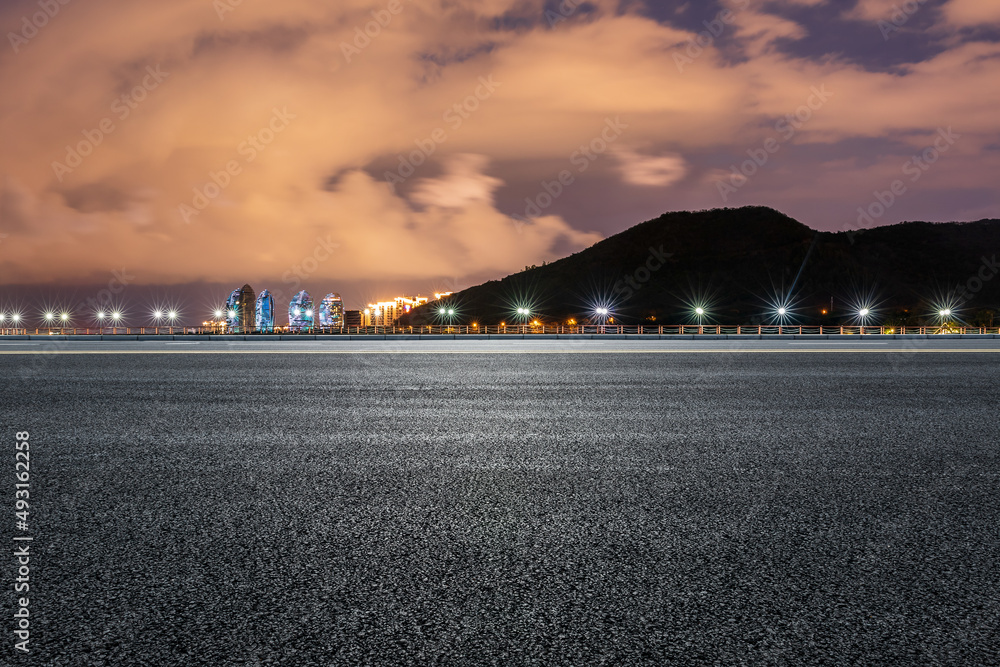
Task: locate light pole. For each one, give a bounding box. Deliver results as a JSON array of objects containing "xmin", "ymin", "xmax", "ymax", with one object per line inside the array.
[
  {"xmin": 516, "ymin": 307, "xmax": 530, "ymax": 332},
  {"xmin": 938, "ymin": 308, "xmax": 952, "ymax": 333},
  {"xmin": 438, "ymin": 306, "xmax": 457, "ymax": 332},
  {"xmin": 595, "ymin": 307, "xmax": 610, "ymax": 333}
]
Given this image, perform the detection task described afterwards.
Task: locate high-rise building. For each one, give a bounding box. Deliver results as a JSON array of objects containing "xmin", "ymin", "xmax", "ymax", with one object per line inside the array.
[
  {"xmin": 363, "ymin": 301, "xmax": 397, "ymax": 327},
  {"xmin": 256, "ymin": 290, "xmax": 274, "ymax": 332},
  {"xmin": 237, "ymin": 284, "xmax": 256, "ymax": 332},
  {"xmin": 226, "ymin": 284, "xmax": 256, "ymax": 332},
  {"xmin": 318, "ymin": 293, "xmax": 344, "ymax": 328},
  {"xmin": 289, "ymin": 290, "xmax": 314, "ymax": 331},
  {"xmin": 395, "ymin": 295, "xmax": 429, "ymax": 315},
  {"xmin": 344, "ymin": 310, "xmax": 362, "ymax": 327},
  {"xmin": 225, "ymin": 288, "xmax": 240, "ymax": 331},
  {"xmin": 361, "ymin": 296, "xmax": 433, "ymax": 326}
]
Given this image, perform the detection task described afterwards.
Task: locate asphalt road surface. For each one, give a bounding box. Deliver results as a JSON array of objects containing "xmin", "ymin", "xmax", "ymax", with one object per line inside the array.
[{"xmin": 2, "ymin": 346, "xmax": 999, "ymax": 665}]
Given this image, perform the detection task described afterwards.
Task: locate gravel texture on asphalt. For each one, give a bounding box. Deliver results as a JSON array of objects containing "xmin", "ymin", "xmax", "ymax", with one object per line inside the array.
[{"xmin": 2, "ymin": 352, "xmax": 999, "ymax": 666}]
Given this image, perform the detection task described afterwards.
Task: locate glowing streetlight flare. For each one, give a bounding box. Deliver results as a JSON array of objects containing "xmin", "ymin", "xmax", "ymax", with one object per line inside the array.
[
  {"xmin": 940, "ymin": 309, "xmax": 952, "ymax": 317},
  {"xmin": 777, "ymin": 307, "xmax": 787, "ymax": 316},
  {"xmin": 859, "ymin": 308, "xmax": 870, "ymax": 317},
  {"xmin": 695, "ymin": 307, "xmax": 705, "ymax": 316},
  {"xmin": 44, "ymin": 312, "xmax": 54, "ymax": 321}
]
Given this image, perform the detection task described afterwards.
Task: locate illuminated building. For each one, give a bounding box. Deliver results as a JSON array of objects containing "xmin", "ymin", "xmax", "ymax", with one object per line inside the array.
[
  {"xmin": 433, "ymin": 292, "xmax": 454, "ymax": 300},
  {"xmin": 363, "ymin": 301, "xmax": 398, "ymax": 326},
  {"xmin": 289, "ymin": 290, "xmax": 314, "ymax": 331},
  {"xmin": 360, "ymin": 296, "xmax": 431, "ymax": 326},
  {"xmin": 225, "ymin": 284, "xmax": 256, "ymax": 332},
  {"xmin": 395, "ymin": 295, "xmax": 429, "ymax": 315},
  {"xmin": 225, "ymin": 289, "xmax": 240, "ymax": 330},
  {"xmin": 256, "ymin": 289, "xmax": 274, "ymax": 332},
  {"xmin": 319, "ymin": 293, "xmax": 344, "ymax": 328}
]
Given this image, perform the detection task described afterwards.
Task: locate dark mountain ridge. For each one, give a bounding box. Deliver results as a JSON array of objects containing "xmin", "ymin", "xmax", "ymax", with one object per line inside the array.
[{"xmin": 402, "ymin": 207, "xmax": 1000, "ymax": 326}]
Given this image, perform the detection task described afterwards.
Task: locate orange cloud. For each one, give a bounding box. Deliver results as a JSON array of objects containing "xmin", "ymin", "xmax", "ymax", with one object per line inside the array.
[{"xmin": 0, "ymin": 0, "xmax": 996, "ymax": 290}]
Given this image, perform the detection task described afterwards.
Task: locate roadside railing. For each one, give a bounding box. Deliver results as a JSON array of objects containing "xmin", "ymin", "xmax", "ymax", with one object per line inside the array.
[{"xmin": 4, "ymin": 325, "xmax": 999, "ymax": 336}]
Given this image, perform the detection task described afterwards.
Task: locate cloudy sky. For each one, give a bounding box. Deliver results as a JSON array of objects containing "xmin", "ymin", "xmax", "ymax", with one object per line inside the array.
[{"xmin": 1, "ymin": 0, "xmax": 998, "ymax": 312}]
